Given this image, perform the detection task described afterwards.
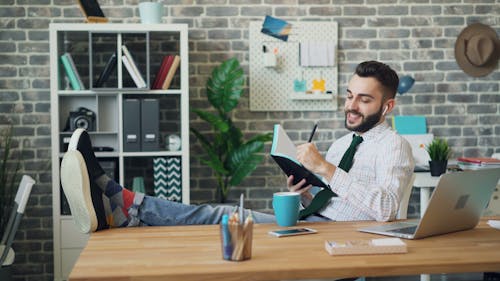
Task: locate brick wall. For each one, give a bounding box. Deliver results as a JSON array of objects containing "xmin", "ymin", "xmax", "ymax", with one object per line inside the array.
[{"xmin": 0, "ymin": 0, "xmax": 498, "ymax": 279}]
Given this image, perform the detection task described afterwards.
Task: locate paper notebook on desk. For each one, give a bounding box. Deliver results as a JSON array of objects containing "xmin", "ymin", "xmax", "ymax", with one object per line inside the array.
[
  {"xmin": 270, "ymin": 124, "xmax": 329, "ymax": 189},
  {"xmin": 358, "ymin": 168, "xmax": 500, "ymax": 239}
]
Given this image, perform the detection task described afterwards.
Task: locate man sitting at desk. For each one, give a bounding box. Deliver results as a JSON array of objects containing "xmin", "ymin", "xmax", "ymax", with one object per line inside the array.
[{"xmin": 61, "ymin": 60, "xmax": 414, "ymax": 234}]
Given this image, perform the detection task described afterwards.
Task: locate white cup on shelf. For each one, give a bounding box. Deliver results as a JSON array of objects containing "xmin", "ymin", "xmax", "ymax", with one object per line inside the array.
[{"xmin": 138, "ymin": 2, "xmax": 163, "ymax": 24}]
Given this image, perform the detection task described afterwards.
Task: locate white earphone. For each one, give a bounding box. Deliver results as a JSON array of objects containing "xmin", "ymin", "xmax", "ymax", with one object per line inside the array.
[{"xmin": 382, "ymin": 105, "xmax": 388, "ymax": 115}]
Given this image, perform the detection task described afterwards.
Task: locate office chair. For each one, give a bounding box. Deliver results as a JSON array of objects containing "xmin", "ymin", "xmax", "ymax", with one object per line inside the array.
[
  {"xmin": 397, "ymin": 173, "xmax": 416, "ymax": 220},
  {"xmin": 0, "ymin": 175, "xmax": 35, "ymax": 266}
]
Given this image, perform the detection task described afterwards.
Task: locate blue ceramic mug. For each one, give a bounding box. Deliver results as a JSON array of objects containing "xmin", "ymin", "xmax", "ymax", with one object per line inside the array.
[{"xmin": 273, "ymin": 192, "xmax": 300, "ymax": 227}]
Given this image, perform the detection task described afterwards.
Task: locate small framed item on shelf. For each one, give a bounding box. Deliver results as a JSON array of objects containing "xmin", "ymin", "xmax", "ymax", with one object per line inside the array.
[{"xmin": 78, "ymin": 0, "xmax": 108, "ymax": 23}]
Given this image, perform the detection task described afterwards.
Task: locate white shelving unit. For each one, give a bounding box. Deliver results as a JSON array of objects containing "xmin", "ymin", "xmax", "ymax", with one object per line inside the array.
[{"xmin": 49, "ymin": 23, "xmax": 190, "ymax": 281}]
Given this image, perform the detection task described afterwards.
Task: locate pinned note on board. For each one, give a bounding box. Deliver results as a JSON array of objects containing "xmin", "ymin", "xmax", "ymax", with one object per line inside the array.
[{"xmin": 300, "ymin": 42, "xmax": 336, "ymax": 67}]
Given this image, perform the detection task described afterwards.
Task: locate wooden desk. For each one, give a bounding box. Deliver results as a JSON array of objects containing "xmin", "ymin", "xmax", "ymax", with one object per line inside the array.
[{"xmin": 70, "ymin": 217, "xmax": 500, "ymax": 281}]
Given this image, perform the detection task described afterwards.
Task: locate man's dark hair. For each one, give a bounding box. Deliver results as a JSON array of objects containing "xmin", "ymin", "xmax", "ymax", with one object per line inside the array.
[{"xmin": 355, "ymin": 61, "xmax": 399, "ymax": 99}]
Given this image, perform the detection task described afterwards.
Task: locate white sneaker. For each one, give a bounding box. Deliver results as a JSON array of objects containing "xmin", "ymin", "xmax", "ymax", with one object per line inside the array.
[{"xmin": 60, "ymin": 150, "xmax": 97, "ymax": 233}]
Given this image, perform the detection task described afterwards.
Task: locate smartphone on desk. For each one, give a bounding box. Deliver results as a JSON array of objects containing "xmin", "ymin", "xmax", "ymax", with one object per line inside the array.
[{"xmin": 268, "ymin": 227, "xmax": 317, "ymax": 237}]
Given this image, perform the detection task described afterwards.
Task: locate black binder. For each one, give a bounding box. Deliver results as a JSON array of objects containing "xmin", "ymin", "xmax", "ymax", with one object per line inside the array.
[
  {"xmin": 140, "ymin": 98, "xmax": 159, "ymax": 151},
  {"xmin": 123, "ymin": 98, "xmax": 141, "ymax": 152}
]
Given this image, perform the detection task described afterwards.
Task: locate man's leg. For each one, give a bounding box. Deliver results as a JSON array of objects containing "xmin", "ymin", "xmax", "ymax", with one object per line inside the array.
[
  {"xmin": 66, "ymin": 129, "xmax": 140, "ymax": 228},
  {"xmin": 61, "ymin": 129, "xmax": 278, "ymax": 232},
  {"xmin": 134, "ymin": 196, "xmax": 276, "ymax": 226},
  {"xmin": 61, "ymin": 148, "xmax": 276, "ymax": 230}
]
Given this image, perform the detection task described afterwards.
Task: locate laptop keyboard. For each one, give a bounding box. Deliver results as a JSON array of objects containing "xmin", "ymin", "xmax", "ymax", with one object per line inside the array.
[{"xmin": 391, "ymin": 225, "xmax": 417, "ymax": 235}]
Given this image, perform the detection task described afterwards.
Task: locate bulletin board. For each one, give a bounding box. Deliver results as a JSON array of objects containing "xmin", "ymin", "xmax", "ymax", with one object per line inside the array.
[{"xmin": 249, "ymin": 21, "xmax": 338, "ymax": 112}]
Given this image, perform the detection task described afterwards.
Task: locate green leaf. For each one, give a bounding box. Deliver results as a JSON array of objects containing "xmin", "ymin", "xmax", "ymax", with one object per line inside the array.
[
  {"xmin": 191, "ymin": 128, "xmax": 228, "ymax": 176},
  {"xmin": 200, "ymin": 158, "xmax": 228, "ymax": 176},
  {"xmin": 425, "ymin": 138, "xmax": 452, "ymax": 161},
  {"xmin": 247, "ymin": 132, "xmax": 273, "ymax": 143},
  {"xmin": 192, "ymin": 109, "xmax": 229, "ymax": 132},
  {"xmin": 190, "ymin": 128, "xmax": 212, "ymax": 151},
  {"xmin": 225, "ymin": 122, "xmax": 243, "ymax": 151},
  {"xmin": 227, "ymin": 141, "xmax": 265, "ymax": 187},
  {"xmin": 206, "ymin": 57, "xmax": 244, "ymax": 114}
]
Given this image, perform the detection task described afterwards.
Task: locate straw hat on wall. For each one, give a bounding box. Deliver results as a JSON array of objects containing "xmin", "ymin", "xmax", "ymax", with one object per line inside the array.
[{"xmin": 455, "ymin": 23, "xmax": 499, "ymax": 77}]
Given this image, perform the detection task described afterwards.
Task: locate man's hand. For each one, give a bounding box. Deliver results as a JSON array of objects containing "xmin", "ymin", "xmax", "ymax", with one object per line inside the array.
[
  {"xmin": 296, "ymin": 143, "xmax": 336, "ymax": 181},
  {"xmin": 287, "ymin": 175, "xmax": 313, "ymax": 201}
]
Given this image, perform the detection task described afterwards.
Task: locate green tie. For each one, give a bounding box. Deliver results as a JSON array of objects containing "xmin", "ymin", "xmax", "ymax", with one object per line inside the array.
[{"xmin": 299, "ymin": 134, "xmax": 363, "ymax": 219}]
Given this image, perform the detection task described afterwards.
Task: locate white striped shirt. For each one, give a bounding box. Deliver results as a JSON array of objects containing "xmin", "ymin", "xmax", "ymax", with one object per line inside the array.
[{"xmin": 318, "ymin": 122, "xmax": 414, "ymax": 222}]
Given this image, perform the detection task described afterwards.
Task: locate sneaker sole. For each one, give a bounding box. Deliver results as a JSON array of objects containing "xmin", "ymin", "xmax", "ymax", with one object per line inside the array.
[
  {"xmin": 66, "ymin": 128, "xmax": 109, "ymax": 231},
  {"xmin": 61, "ymin": 150, "xmax": 97, "ymax": 233},
  {"xmin": 68, "ymin": 128, "xmax": 85, "ymax": 151}
]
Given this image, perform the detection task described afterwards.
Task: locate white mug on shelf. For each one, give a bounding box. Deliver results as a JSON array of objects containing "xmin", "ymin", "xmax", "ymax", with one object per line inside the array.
[{"xmin": 138, "ymin": 2, "xmax": 163, "ymax": 24}]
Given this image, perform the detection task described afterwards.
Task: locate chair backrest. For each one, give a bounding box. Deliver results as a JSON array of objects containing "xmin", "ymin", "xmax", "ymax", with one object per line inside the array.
[
  {"xmin": 1, "ymin": 175, "xmax": 35, "ymax": 266},
  {"xmin": 397, "ymin": 173, "xmax": 416, "ymax": 220}
]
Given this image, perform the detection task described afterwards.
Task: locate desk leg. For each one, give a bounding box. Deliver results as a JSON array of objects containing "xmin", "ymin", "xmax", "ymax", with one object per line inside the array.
[{"xmin": 419, "ymin": 187, "xmax": 432, "ymax": 281}]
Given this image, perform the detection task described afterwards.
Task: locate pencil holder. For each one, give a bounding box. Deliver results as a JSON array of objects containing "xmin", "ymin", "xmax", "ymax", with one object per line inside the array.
[{"xmin": 219, "ymin": 215, "xmax": 253, "ymax": 261}]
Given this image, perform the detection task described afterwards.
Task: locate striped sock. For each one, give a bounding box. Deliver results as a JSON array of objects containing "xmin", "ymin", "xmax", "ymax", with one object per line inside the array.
[{"xmin": 95, "ymin": 174, "xmax": 135, "ymax": 227}]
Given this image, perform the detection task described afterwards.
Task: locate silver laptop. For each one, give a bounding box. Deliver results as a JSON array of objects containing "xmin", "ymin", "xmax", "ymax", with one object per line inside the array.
[{"xmin": 358, "ymin": 168, "xmax": 500, "ymax": 239}]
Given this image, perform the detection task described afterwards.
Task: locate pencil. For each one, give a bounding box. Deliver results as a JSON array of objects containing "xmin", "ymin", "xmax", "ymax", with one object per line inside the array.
[{"xmin": 308, "ymin": 123, "xmax": 318, "ymax": 143}]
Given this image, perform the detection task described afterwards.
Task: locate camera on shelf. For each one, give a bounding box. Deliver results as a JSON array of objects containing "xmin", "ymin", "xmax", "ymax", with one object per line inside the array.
[{"xmin": 66, "ymin": 107, "xmax": 96, "ymax": 132}]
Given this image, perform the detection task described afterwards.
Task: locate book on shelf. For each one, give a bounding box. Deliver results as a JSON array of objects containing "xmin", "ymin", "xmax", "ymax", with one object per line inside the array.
[
  {"xmin": 65, "ymin": 53, "xmax": 85, "ymax": 90},
  {"xmin": 161, "ymin": 55, "xmax": 180, "ymax": 90},
  {"xmin": 60, "ymin": 53, "xmax": 84, "ymax": 90},
  {"xmin": 122, "ymin": 55, "xmax": 145, "ymax": 88},
  {"xmin": 270, "ymin": 124, "xmax": 329, "ymax": 189},
  {"xmin": 121, "ymin": 45, "xmax": 146, "ymax": 88},
  {"xmin": 152, "ymin": 55, "xmax": 174, "ymax": 89},
  {"xmin": 94, "ymin": 52, "xmax": 117, "ymax": 88}
]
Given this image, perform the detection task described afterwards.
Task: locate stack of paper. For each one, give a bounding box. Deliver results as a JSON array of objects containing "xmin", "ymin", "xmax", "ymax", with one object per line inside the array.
[
  {"xmin": 487, "ymin": 220, "xmax": 500, "ymax": 230},
  {"xmin": 325, "ymin": 238, "xmax": 407, "ymax": 256}
]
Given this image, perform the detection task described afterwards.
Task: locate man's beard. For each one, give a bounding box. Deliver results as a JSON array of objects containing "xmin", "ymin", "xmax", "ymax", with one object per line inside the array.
[{"xmin": 344, "ymin": 105, "xmax": 384, "ymax": 133}]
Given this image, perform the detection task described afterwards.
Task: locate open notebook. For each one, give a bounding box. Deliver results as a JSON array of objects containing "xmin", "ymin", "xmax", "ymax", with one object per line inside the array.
[{"xmin": 270, "ymin": 124, "xmax": 329, "ymax": 189}]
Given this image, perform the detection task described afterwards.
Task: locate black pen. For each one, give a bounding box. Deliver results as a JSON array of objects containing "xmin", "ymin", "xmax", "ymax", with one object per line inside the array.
[{"xmin": 308, "ymin": 123, "xmax": 318, "ymax": 143}]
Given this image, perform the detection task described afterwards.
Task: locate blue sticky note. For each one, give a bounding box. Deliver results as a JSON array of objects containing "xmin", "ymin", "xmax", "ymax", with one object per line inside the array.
[{"xmin": 393, "ymin": 116, "xmax": 427, "ymax": 135}]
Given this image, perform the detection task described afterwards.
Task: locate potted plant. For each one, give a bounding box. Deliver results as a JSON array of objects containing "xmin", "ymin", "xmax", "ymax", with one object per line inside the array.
[
  {"xmin": 0, "ymin": 125, "xmax": 21, "ymax": 280},
  {"xmin": 425, "ymin": 138, "xmax": 452, "ymax": 176},
  {"xmin": 191, "ymin": 58, "xmax": 272, "ymax": 203}
]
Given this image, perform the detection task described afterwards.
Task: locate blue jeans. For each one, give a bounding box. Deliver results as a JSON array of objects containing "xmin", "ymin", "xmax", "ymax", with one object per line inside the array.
[{"xmin": 128, "ymin": 194, "xmax": 330, "ymax": 226}]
